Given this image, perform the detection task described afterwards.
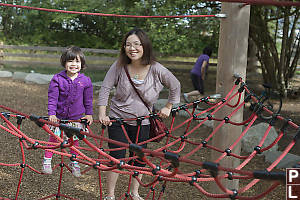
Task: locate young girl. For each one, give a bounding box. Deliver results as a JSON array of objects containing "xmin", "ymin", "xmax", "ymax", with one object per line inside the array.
[{"xmin": 42, "ymin": 46, "xmax": 93, "ymax": 177}]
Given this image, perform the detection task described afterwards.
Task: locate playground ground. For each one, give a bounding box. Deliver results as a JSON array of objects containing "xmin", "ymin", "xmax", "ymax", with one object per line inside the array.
[{"xmin": 1, "ymin": 70, "xmax": 300, "ymax": 199}]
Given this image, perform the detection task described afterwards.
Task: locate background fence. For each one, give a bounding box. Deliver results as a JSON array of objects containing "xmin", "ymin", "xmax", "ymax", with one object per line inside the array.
[{"xmin": 0, "ymin": 45, "xmax": 217, "ymax": 72}]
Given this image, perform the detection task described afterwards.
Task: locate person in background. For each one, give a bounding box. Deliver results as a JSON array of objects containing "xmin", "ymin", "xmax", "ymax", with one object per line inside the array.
[
  {"xmin": 183, "ymin": 46, "xmax": 212, "ymax": 103},
  {"xmin": 42, "ymin": 46, "xmax": 93, "ymax": 177},
  {"xmin": 98, "ymin": 28, "xmax": 181, "ymax": 200}
]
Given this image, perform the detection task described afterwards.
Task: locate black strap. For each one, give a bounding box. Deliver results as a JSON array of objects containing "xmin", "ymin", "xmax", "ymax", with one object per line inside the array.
[{"xmin": 124, "ymin": 65, "xmax": 151, "ymax": 112}]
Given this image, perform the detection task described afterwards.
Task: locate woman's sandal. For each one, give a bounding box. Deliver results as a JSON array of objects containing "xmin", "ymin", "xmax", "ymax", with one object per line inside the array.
[
  {"xmin": 130, "ymin": 193, "xmax": 144, "ymax": 200},
  {"xmin": 104, "ymin": 196, "xmax": 115, "ymax": 200}
]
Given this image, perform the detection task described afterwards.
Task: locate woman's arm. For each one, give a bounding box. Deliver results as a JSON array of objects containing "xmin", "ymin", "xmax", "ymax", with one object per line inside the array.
[
  {"xmin": 156, "ymin": 64, "xmax": 181, "ymax": 118},
  {"xmin": 98, "ymin": 62, "xmax": 119, "ymax": 106},
  {"xmin": 98, "ymin": 105, "xmax": 111, "ymax": 126}
]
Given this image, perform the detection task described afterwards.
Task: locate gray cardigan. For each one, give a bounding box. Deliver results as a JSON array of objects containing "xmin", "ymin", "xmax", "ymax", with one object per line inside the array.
[{"xmin": 98, "ymin": 61, "xmax": 181, "ymax": 125}]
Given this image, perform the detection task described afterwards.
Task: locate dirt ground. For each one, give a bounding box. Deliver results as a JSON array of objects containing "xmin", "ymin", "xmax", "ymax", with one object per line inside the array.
[{"xmin": 1, "ymin": 69, "xmax": 300, "ymax": 200}]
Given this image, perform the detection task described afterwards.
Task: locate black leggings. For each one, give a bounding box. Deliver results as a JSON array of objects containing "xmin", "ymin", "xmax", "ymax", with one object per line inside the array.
[
  {"xmin": 107, "ymin": 122, "xmax": 150, "ymax": 167},
  {"xmin": 191, "ymin": 73, "xmax": 204, "ymax": 94}
]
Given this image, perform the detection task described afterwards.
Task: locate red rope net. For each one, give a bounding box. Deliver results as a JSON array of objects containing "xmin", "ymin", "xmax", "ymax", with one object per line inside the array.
[{"xmin": 0, "ymin": 78, "xmax": 298, "ymax": 199}]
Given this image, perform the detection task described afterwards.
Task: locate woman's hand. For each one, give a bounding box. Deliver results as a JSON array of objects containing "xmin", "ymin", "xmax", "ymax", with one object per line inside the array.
[
  {"xmin": 82, "ymin": 115, "xmax": 93, "ymax": 125},
  {"xmin": 49, "ymin": 115, "xmax": 58, "ymax": 123},
  {"xmin": 99, "ymin": 115, "xmax": 112, "ymax": 126},
  {"xmin": 98, "ymin": 106, "xmax": 112, "ymax": 126},
  {"xmin": 159, "ymin": 102, "xmax": 173, "ymax": 118}
]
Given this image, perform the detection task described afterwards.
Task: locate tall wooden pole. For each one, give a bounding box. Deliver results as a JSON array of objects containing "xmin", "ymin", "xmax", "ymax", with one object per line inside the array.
[
  {"xmin": 209, "ymin": 2, "xmax": 250, "ymax": 194},
  {"xmin": 0, "ymin": 41, "xmax": 3, "ymax": 68}
]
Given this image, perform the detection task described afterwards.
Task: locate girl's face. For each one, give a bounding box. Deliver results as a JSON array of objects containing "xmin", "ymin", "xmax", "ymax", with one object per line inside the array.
[
  {"xmin": 125, "ymin": 34, "xmax": 144, "ymax": 62},
  {"xmin": 65, "ymin": 55, "xmax": 81, "ymax": 76}
]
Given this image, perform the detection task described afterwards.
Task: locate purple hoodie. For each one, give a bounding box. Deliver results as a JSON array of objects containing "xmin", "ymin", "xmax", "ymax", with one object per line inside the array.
[
  {"xmin": 48, "ymin": 70, "xmax": 93, "ymax": 120},
  {"xmin": 190, "ymin": 54, "xmax": 210, "ymax": 76}
]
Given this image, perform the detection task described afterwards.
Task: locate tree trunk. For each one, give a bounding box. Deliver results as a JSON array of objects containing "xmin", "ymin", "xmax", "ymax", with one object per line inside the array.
[{"xmin": 249, "ymin": 6, "xmax": 300, "ymax": 95}]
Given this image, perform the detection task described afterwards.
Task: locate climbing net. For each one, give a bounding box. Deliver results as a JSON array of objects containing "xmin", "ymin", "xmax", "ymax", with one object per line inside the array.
[{"xmin": 0, "ymin": 77, "xmax": 298, "ymax": 200}]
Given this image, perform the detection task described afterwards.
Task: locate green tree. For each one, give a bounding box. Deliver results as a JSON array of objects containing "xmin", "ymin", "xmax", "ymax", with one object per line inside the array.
[{"xmin": 0, "ymin": 0, "xmax": 220, "ymax": 55}]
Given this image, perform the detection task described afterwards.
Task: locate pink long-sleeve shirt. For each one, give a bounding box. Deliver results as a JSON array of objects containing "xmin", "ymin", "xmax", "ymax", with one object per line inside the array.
[{"xmin": 98, "ymin": 61, "xmax": 181, "ymax": 125}]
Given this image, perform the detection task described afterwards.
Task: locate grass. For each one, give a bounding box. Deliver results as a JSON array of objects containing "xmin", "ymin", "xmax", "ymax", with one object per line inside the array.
[
  {"xmin": 1, "ymin": 54, "xmax": 204, "ymax": 83},
  {"xmin": 1, "ymin": 54, "xmax": 219, "ymax": 82}
]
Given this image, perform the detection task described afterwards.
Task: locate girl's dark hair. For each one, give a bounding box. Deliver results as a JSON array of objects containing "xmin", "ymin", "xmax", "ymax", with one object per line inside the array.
[
  {"xmin": 203, "ymin": 46, "xmax": 213, "ymax": 57},
  {"xmin": 117, "ymin": 28, "xmax": 156, "ymax": 67},
  {"xmin": 60, "ymin": 46, "xmax": 87, "ymax": 70}
]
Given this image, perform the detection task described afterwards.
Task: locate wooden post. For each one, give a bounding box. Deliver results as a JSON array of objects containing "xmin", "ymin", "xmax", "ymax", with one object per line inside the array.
[
  {"xmin": 209, "ymin": 2, "xmax": 250, "ymax": 194},
  {"xmin": 0, "ymin": 41, "xmax": 3, "ymax": 69}
]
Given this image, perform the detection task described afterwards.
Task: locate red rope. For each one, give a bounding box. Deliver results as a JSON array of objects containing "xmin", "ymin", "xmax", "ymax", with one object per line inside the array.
[
  {"xmin": 0, "ymin": 78, "xmax": 295, "ymax": 199},
  {"xmin": 0, "ymin": 3, "xmax": 220, "ymax": 18},
  {"xmin": 206, "ymin": 0, "xmax": 300, "ymax": 6}
]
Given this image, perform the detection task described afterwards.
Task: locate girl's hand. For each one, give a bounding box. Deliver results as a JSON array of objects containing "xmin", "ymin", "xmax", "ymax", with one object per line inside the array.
[
  {"xmin": 49, "ymin": 115, "xmax": 58, "ymax": 123},
  {"xmin": 82, "ymin": 115, "xmax": 93, "ymax": 125},
  {"xmin": 99, "ymin": 115, "xmax": 112, "ymax": 126}
]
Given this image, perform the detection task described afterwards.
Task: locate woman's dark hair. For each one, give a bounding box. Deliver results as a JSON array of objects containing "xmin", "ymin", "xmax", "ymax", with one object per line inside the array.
[
  {"xmin": 60, "ymin": 46, "xmax": 87, "ymax": 70},
  {"xmin": 203, "ymin": 46, "xmax": 213, "ymax": 57},
  {"xmin": 117, "ymin": 28, "xmax": 156, "ymax": 66}
]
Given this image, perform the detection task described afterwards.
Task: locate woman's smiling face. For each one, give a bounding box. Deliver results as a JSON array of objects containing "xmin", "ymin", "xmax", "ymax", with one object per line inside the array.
[{"xmin": 125, "ymin": 34, "xmax": 144, "ymax": 62}]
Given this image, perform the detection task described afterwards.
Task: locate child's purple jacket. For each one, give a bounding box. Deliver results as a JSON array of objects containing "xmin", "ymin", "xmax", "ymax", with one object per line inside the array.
[
  {"xmin": 190, "ymin": 54, "xmax": 210, "ymax": 76},
  {"xmin": 48, "ymin": 70, "xmax": 93, "ymax": 120}
]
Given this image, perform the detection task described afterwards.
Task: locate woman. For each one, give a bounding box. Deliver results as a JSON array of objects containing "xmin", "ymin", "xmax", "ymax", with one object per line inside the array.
[{"xmin": 98, "ymin": 28, "xmax": 181, "ymax": 200}]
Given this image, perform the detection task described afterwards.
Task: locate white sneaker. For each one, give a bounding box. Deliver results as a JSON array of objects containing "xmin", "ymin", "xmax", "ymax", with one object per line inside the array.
[
  {"xmin": 130, "ymin": 192, "xmax": 144, "ymax": 200},
  {"xmin": 209, "ymin": 94, "xmax": 222, "ymax": 99},
  {"xmin": 69, "ymin": 162, "xmax": 81, "ymax": 177},
  {"xmin": 196, "ymin": 105, "xmax": 205, "ymax": 111},
  {"xmin": 42, "ymin": 159, "xmax": 52, "ymax": 174},
  {"xmin": 104, "ymin": 196, "xmax": 115, "ymax": 200},
  {"xmin": 183, "ymin": 93, "xmax": 189, "ymax": 103}
]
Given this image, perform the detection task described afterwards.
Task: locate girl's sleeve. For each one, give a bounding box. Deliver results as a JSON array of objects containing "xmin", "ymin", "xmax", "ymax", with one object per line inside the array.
[
  {"xmin": 97, "ymin": 62, "xmax": 119, "ymax": 106},
  {"xmin": 48, "ymin": 75, "xmax": 59, "ymax": 116},
  {"xmin": 83, "ymin": 77, "xmax": 94, "ymax": 115},
  {"xmin": 157, "ymin": 64, "xmax": 181, "ymax": 104}
]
